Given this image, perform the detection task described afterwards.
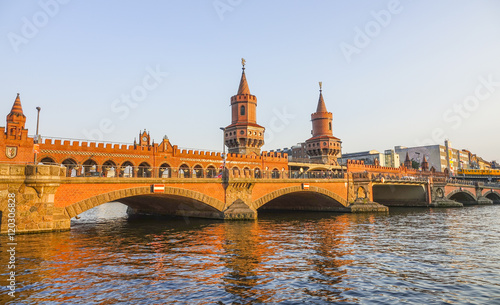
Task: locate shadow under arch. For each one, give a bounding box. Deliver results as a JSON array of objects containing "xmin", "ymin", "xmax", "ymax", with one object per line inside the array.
[
  {"xmin": 65, "ymin": 186, "xmax": 226, "ymax": 221},
  {"xmin": 484, "ymin": 191, "xmax": 500, "ymax": 204},
  {"xmin": 372, "ymin": 184, "xmax": 427, "ymax": 206},
  {"xmin": 447, "ymin": 189, "xmax": 477, "ymax": 205},
  {"xmin": 253, "ymin": 186, "xmax": 349, "ymax": 212}
]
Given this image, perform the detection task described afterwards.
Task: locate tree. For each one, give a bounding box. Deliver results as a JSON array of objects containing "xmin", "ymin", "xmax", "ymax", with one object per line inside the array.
[{"xmin": 411, "ymin": 160, "xmax": 420, "ymax": 170}]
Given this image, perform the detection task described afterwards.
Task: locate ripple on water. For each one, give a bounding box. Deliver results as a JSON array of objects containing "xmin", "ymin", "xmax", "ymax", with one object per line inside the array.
[{"xmin": 2, "ymin": 205, "xmax": 500, "ymax": 304}]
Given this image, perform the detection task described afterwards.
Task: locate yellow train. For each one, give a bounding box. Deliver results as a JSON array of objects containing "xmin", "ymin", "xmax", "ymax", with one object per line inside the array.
[{"xmin": 457, "ymin": 169, "xmax": 500, "ymax": 176}]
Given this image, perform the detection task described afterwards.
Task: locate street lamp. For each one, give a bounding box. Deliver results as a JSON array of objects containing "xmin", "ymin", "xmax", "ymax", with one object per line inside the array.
[
  {"xmin": 219, "ymin": 127, "xmax": 226, "ymax": 176},
  {"xmin": 34, "ymin": 107, "xmax": 41, "ymax": 164}
]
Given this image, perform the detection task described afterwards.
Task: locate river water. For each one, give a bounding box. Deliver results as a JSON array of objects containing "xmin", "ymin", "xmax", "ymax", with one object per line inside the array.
[{"xmin": 2, "ymin": 203, "xmax": 500, "ymax": 304}]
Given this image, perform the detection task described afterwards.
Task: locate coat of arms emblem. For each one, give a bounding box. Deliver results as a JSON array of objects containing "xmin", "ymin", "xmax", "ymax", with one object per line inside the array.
[{"xmin": 6, "ymin": 146, "xmax": 17, "ymax": 159}]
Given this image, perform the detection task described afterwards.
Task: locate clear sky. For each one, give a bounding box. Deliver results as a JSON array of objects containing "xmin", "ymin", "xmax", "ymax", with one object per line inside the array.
[{"xmin": 1, "ymin": 0, "xmax": 499, "ymax": 161}]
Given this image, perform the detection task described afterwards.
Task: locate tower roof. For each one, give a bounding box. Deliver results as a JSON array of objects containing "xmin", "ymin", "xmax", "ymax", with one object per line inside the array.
[
  {"xmin": 10, "ymin": 93, "xmax": 25, "ymax": 116},
  {"xmin": 405, "ymin": 152, "xmax": 410, "ymax": 162},
  {"xmin": 316, "ymin": 91, "xmax": 328, "ymax": 113},
  {"xmin": 237, "ymin": 68, "xmax": 250, "ymax": 95},
  {"xmin": 316, "ymin": 82, "xmax": 328, "ymax": 113}
]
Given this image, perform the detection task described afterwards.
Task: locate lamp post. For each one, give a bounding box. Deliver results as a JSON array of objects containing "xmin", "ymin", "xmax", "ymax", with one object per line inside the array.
[
  {"xmin": 34, "ymin": 107, "xmax": 41, "ymax": 164},
  {"xmin": 219, "ymin": 127, "xmax": 226, "ymax": 178},
  {"xmin": 220, "ymin": 127, "xmax": 227, "ymax": 209}
]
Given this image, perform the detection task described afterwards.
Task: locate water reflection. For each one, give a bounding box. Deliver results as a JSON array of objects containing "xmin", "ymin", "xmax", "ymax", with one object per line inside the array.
[{"xmin": 1, "ymin": 205, "xmax": 500, "ymax": 304}]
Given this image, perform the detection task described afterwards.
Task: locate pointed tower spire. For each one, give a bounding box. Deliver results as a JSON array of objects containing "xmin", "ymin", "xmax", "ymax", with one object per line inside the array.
[
  {"xmin": 421, "ymin": 155, "xmax": 429, "ymax": 171},
  {"xmin": 316, "ymin": 82, "xmax": 327, "ymax": 113},
  {"xmin": 5, "ymin": 93, "xmax": 27, "ymax": 139},
  {"xmin": 237, "ymin": 58, "xmax": 250, "ymax": 95},
  {"xmin": 10, "ymin": 93, "xmax": 25, "ymax": 116},
  {"xmin": 404, "ymin": 152, "xmax": 412, "ymax": 168},
  {"xmin": 305, "ymin": 83, "xmax": 342, "ymax": 166},
  {"xmin": 225, "ymin": 59, "xmax": 265, "ymax": 155}
]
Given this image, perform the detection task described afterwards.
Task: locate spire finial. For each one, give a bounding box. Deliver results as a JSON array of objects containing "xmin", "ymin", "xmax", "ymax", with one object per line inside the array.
[
  {"xmin": 241, "ymin": 58, "xmax": 246, "ymax": 70},
  {"xmin": 319, "ymin": 81, "xmax": 322, "ymax": 91}
]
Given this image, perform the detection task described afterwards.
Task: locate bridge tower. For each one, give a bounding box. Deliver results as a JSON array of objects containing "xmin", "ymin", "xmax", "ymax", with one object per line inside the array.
[
  {"xmin": 224, "ymin": 59, "xmax": 265, "ymax": 155},
  {"xmin": 305, "ymin": 83, "xmax": 342, "ymax": 165},
  {"xmin": 404, "ymin": 152, "xmax": 412, "ymax": 168},
  {"xmin": 5, "ymin": 93, "xmax": 27, "ymax": 140},
  {"xmin": 421, "ymin": 155, "xmax": 429, "ymax": 171}
]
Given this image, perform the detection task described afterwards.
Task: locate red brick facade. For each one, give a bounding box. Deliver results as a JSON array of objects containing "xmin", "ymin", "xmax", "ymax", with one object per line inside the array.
[
  {"xmin": 1, "ymin": 68, "xmax": 288, "ymax": 177},
  {"xmin": 305, "ymin": 84, "xmax": 342, "ymax": 165}
]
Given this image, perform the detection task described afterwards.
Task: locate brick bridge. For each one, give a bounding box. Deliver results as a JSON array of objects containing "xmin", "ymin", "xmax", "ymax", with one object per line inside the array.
[{"xmin": 2, "ymin": 162, "xmax": 499, "ymax": 234}]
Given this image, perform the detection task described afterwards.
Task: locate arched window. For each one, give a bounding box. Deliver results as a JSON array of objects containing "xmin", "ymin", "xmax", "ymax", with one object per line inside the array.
[
  {"xmin": 329, "ymin": 122, "xmax": 332, "ymax": 131},
  {"xmin": 103, "ymin": 160, "xmax": 117, "ymax": 177},
  {"xmin": 159, "ymin": 163, "xmax": 171, "ymax": 178},
  {"xmin": 206, "ymin": 165, "xmax": 217, "ymax": 178},
  {"xmin": 62, "ymin": 158, "xmax": 77, "ymax": 177},
  {"xmin": 83, "ymin": 159, "xmax": 98, "ymax": 177},
  {"xmin": 194, "ymin": 165, "xmax": 203, "ymax": 178},
  {"xmin": 179, "ymin": 164, "xmax": 190, "ymax": 178},
  {"xmin": 254, "ymin": 168, "xmax": 261, "ymax": 179},
  {"xmin": 138, "ymin": 162, "xmax": 151, "ymax": 178},
  {"xmin": 240, "ymin": 105, "xmax": 245, "ymax": 116},
  {"xmin": 120, "ymin": 161, "xmax": 134, "ymax": 178},
  {"xmin": 40, "ymin": 157, "xmax": 56, "ymax": 165}
]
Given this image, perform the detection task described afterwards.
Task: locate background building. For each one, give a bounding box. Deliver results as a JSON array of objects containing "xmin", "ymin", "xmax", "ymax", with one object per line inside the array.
[{"xmin": 339, "ymin": 150, "xmax": 385, "ymax": 166}]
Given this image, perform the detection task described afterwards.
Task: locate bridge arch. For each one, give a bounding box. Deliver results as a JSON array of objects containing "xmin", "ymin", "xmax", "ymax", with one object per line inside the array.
[
  {"xmin": 40, "ymin": 156, "xmax": 56, "ymax": 164},
  {"xmin": 447, "ymin": 189, "xmax": 477, "ymax": 205},
  {"xmin": 64, "ymin": 186, "xmax": 225, "ymax": 220},
  {"xmin": 484, "ymin": 190, "xmax": 500, "ymax": 204},
  {"xmin": 252, "ymin": 186, "xmax": 348, "ymax": 211},
  {"xmin": 372, "ymin": 184, "xmax": 427, "ymax": 206}
]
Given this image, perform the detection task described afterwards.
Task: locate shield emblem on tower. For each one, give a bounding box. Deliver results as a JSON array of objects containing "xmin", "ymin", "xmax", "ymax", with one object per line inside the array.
[{"xmin": 6, "ymin": 146, "xmax": 17, "ymax": 159}]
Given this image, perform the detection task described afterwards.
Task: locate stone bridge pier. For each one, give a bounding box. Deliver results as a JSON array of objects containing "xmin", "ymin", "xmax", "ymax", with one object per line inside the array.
[{"xmin": 0, "ymin": 164, "xmax": 70, "ymax": 234}]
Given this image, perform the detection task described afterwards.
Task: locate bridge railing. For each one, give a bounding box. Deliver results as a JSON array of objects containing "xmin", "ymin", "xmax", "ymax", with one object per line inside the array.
[
  {"xmin": 484, "ymin": 181, "xmax": 500, "ymax": 188},
  {"xmin": 371, "ymin": 176, "xmax": 430, "ymax": 183},
  {"xmin": 51, "ymin": 164, "xmax": 345, "ymax": 180},
  {"xmin": 445, "ymin": 178, "xmax": 476, "ymax": 186}
]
